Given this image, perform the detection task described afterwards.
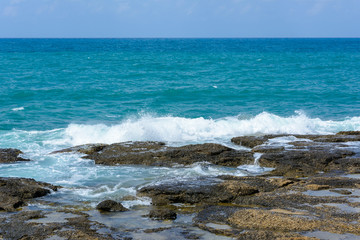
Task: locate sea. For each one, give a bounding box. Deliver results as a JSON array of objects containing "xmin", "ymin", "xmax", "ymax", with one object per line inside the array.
[{"xmin": 1, "ymin": 38, "xmax": 360, "ymax": 209}]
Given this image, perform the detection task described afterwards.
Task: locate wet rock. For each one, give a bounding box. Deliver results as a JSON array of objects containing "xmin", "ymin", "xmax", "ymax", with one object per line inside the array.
[
  {"xmin": 330, "ymin": 189, "xmax": 353, "ymax": 195},
  {"xmin": 231, "ymin": 132, "xmax": 360, "ymax": 150},
  {"xmin": 219, "ymin": 176, "xmax": 295, "ymax": 192},
  {"xmin": 0, "ymin": 177, "xmax": 59, "ymax": 211},
  {"xmin": 57, "ymin": 141, "xmax": 254, "ymax": 167},
  {"xmin": 51, "ymin": 143, "xmax": 108, "ymax": 155},
  {"xmin": 231, "ymin": 136, "xmax": 269, "ymax": 148},
  {"xmin": 228, "ymin": 208, "xmax": 360, "ymax": 234},
  {"xmin": 252, "ymin": 145, "xmax": 285, "ymax": 153},
  {"xmin": 138, "ymin": 177, "xmax": 258, "ymax": 205},
  {"xmin": 305, "ymin": 184, "xmax": 330, "ymax": 191},
  {"xmin": 337, "ymin": 131, "xmax": 360, "ymax": 135},
  {"xmin": 233, "ymin": 191, "xmax": 346, "ymax": 210},
  {"xmin": 194, "ymin": 205, "xmax": 317, "ymax": 239},
  {"xmin": 258, "ymin": 149, "xmax": 355, "ymax": 177},
  {"xmin": 96, "ymin": 200, "xmax": 128, "ymax": 212},
  {"xmin": 0, "ymin": 210, "xmax": 118, "ymax": 240},
  {"xmin": 148, "ymin": 209, "xmax": 177, "ymax": 220},
  {"xmin": 306, "ymin": 177, "xmax": 360, "ymax": 188},
  {"xmin": 327, "ymin": 158, "xmax": 360, "ymax": 174},
  {"xmin": 0, "ymin": 148, "xmax": 30, "ymax": 164}
]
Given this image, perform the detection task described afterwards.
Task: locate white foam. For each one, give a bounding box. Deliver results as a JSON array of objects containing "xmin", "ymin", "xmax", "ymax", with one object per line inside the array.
[
  {"xmin": 44, "ymin": 112, "xmax": 360, "ymax": 147},
  {"xmin": 11, "ymin": 107, "xmax": 24, "ymax": 111}
]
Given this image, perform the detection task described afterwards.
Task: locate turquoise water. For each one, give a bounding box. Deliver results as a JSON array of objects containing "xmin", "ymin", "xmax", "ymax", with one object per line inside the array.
[{"xmin": 1, "ymin": 38, "xmax": 360, "ymax": 206}]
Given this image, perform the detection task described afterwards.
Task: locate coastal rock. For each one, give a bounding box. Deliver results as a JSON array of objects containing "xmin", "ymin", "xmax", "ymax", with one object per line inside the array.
[
  {"xmin": 96, "ymin": 200, "xmax": 128, "ymax": 212},
  {"xmin": 0, "ymin": 148, "xmax": 30, "ymax": 164},
  {"xmin": 138, "ymin": 177, "xmax": 258, "ymax": 205},
  {"xmin": 231, "ymin": 136, "xmax": 270, "ymax": 148},
  {"xmin": 56, "ymin": 141, "xmax": 254, "ymax": 167},
  {"xmin": 252, "ymin": 145, "xmax": 285, "ymax": 153},
  {"xmin": 0, "ymin": 177, "xmax": 58, "ymax": 211},
  {"xmin": 51, "ymin": 143, "xmax": 108, "ymax": 155},
  {"xmin": 219, "ymin": 176, "xmax": 295, "ymax": 192},
  {"xmin": 189, "ymin": 174, "xmax": 360, "ymax": 238},
  {"xmin": 0, "ymin": 210, "xmax": 121, "ymax": 240},
  {"xmin": 231, "ymin": 132, "xmax": 360, "ymax": 149},
  {"xmin": 337, "ymin": 131, "xmax": 360, "ymax": 135},
  {"xmin": 258, "ymin": 149, "xmax": 355, "ymax": 177},
  {"xmin": 148, "ymin": 209, "xmax": 177, "ymax": 220},
  {"xmin": 305, "ymin": 184, "xmax": 330, "ymax": 191},
  {"xmin": 228, "ymin": 208, "xmax": 360, "ymax": 234}
]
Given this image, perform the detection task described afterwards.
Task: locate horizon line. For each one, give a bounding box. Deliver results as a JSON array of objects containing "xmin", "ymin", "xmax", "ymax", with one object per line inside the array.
[{"xmin": 1, "ymin": 37, "xmax": 360, "ymax": 40}]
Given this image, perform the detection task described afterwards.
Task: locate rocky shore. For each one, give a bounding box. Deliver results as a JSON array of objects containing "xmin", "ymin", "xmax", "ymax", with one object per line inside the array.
[{"xmin": 1, "ymin": 132, "xmax": 360, "ymax": 239}]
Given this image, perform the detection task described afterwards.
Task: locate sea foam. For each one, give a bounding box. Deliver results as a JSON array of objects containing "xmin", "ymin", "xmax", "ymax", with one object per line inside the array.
[{"xmin": 48, "ymin": 112, "xmax": 360, "ymax": 147}]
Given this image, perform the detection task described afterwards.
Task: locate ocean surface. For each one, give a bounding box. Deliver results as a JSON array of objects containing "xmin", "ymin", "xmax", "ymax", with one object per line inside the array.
[{"xmin": 1, "ymin": 38, "xmax": 360, "ymax": 208}]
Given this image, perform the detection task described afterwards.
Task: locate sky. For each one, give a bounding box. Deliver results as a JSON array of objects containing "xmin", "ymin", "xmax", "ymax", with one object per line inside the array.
[{"xmin": 0, "ymin": 0, "xmax": 359, "ymax": 38}]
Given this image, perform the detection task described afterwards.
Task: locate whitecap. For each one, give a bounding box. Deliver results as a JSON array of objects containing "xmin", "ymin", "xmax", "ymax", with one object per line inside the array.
[
  {"xmin": 11, "ymin": 107, "xmax": 24, "ymax": 111},
  {"xmin": 42, "ymin": 112, "xmax": 360, "ymax": 147}
]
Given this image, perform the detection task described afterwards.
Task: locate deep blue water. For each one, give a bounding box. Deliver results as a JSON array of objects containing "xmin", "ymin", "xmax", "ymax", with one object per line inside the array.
[{"xmin": 1, "ymin": 38, "xmax": 360, "ymax": 131}]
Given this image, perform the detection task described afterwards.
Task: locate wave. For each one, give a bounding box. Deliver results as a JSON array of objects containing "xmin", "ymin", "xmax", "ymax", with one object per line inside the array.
[
  {"xmin": 11, "ymin": 107, "xmax": 24, "ymax": 111},
  {"xmin": 46, "ymin": 111, "xmax": 360, "ymax": 146}
]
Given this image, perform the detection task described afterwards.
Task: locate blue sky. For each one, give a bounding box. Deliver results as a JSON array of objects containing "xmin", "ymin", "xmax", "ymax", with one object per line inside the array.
[{"xmin": 1, "ymin": 0, "xmax": 359, "ymax": 38}]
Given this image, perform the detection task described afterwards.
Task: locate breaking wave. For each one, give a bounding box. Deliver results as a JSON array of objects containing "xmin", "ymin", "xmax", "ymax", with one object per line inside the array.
[{"xmin": 47, "ymin": 111, "xmax": 360, "ymax": 146}]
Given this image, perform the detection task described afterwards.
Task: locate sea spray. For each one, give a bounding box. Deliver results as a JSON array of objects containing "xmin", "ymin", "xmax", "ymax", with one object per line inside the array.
[{"xmin": 43, "ymin": 112, "xmax": 360, "ymax": 147}]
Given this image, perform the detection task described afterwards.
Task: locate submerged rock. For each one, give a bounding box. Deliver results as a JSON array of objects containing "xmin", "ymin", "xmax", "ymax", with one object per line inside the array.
[
  {"xmin": 55, "ymin": 141, "xmax": 254, "ymax": 167},
  {"xmin": 96, "ymin": 200, "xmax": 128, "ymax": 212},
  {"xmin": 0, "ymin": 177, "xmax": 59, "ymax": 211},
  {"xmin": 0, "ymin": 148, "xmax": 30, "ymax": 164}
]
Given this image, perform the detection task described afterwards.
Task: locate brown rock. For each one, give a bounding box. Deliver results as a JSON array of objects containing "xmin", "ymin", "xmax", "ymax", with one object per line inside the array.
[
  {"xmin": 231, "ymin": 136, "xmax": 269, "ymax": 148},
  {"xmin": 51, "ymin": 143, "xmax": 108, "ymax": 155},
  {"xmin": 258, "ymin": 149, "xmax": 355, "ymax": 177},
  {"xmin": 56, "ymin": 141, "xmax": 254, "ymax": 167},
  {"xmin": 305, "ymin": 184, "xmax": 330, "ymax": 191},
  {"xmin": 252, "ymin": 145, "xmax": 285, "ymax": 153},
  {"xmin": 148, "ymin": 209, "xmax": 177, "ymax": 220},
  {"xmin": 138, "ymin": 177, "xmax": 258, "ymax": 205},
  {"xmin": 0, "ymin": 148, "xmax": 30, "ymax": 164},
  {"xmin": 336, "ymin": 131, "xmax": 360, "ymax": 135},
  {"xmin": 0, "ymin": 177, "xmax": 58, "ymax": 211},
  {"xmin": 96, "ymin": 200, "xmax": 128, "ymax": 212}
]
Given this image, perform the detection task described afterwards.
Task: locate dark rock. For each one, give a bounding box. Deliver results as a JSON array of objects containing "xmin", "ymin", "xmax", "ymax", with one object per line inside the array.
[
  {"xmin": 312, "ymin": 135, "xmax": 360, "ymax": 143},
  {"xmin": 306, "ymin": 177, "xmax": 360, "ymax": 188},
  {"xmin": 148, "ymin": 209, "xmax": 177, "ymax": 220},
  {"xmin": 330, "ymin": 189, "xmax": 353, "ymax": 195},
  {"xmin": 0, "ymin": 148, "xmax": 30, "ymax": 164},
  {"xmin": 51, "ymin": 143, "xmax": 108, "ymax": 155},
  {"xmin": 138, "ymin": 177, "xmax": 258, "ymax": 205},
  {"xmin": 231, "ymin": 133, "xmax": 360, "ymax": 150},
  {"xmin": 252, "ymin": 145, "xmax": 285, "ymax": 153},
  {"xmin": 0, "ymin": 210, "xmax": 120, "ymax": 240},
  {"xmin": 56, "ymin": 141, "xmax": 254, "ymax": 167},
  {"xmin": 337, "ymin": 131, "xmax": 360, "ymax": 135},
  {"xmin": 0, "ymin": 177, "xmax": 59, "ymax": 211},
  {"xmin": 258, "ymin": 149, "xmax": 355, "ymax": 177},
  {"xmin": 228, "ymin": 208, "xmax": 360, "ymax": 234},
  {"xmin": 96, "ymin": 200, "xmax": 128, "ymax": 212},
  {"xmin": 231, "ymin": 136, "xmax": 269, "ymax": 148},
  {"xmin": 194, "ymin": 206, "xmax": 315, "ymax": 239},
  {"xmin": 305, "ymin": 184, "xmax": 330, "ymax": 190},
  {"xmin": 219, "ymin": 176, "xmax": 295, "ymax": 192}
]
